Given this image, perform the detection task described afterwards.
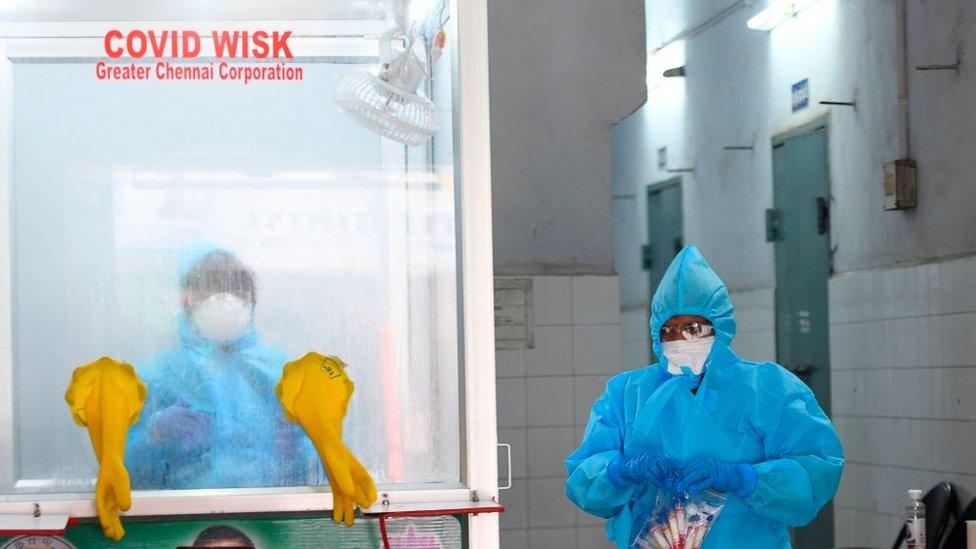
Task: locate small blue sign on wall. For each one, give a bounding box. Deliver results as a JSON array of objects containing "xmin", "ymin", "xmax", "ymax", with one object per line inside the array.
[{"xmin": 792, "ymin": 78, "xmax": 810, "ymax": 112}]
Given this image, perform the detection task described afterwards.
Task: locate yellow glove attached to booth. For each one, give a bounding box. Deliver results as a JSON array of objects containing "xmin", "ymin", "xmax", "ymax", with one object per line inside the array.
[
  {"xmin": 64, "ymin": 357, "xmax": 147, "ymax": 541},
  {"xmin": 276, "ymin": 352, "xmax": 377, "ymax": 526}
]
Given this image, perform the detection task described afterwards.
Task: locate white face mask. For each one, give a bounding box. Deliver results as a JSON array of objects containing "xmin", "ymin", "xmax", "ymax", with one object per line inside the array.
[
  {"xmin": 662, "ymin": 336, "xmax": 715, "ymax": 376},
  {"xmin": 191, "ymin": 293, "xmax": 253, "ymax": 343}
]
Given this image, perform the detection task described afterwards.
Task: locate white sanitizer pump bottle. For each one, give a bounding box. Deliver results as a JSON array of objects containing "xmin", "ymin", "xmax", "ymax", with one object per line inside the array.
[{"xmin": 906, "ymin": 489, "xmax": 927, "ymax": 549}]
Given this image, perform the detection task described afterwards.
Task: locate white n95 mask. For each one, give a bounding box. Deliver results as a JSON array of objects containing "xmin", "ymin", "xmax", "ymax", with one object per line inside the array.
[
  {"xmin": 662, "ymin": 336, "xmax": 715, "ymax": 376},
  {"xmin": 191, "ymin": 293, "xmax": 253, "ymax": 343}
]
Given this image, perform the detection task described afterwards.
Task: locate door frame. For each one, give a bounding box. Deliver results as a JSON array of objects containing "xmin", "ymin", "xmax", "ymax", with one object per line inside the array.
[
  {"xmin": 772, "ymin": 115, "xmax": 832, "ymax": 209},
  {"xmin": 773, "ymin": 114, "xmax": 830, "ymax": 145},
  {"xmin": 646, "ymin": 176, "xmax": 681, "ymax": 196},
  {"xmin": 644, "ymin": 175, "xmax": 683, "ymax": 290},
  {"xmin": 644, "ymin": 177, "xmax": 682, "ymax": 361},
  {"xmin": 770, "ymin": 116, "xmax": 834, "ymax": 549},
  {"xmin": 770, "ymin": 115, "xmax": 834, "ymax": 401}
]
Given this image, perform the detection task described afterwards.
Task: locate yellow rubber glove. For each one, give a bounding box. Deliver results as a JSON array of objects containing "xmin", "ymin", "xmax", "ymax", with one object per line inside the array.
[
  {"xmin": 64, "ymin": 357, "xmax": 147, "ymax": 541},
  {"xmin": 328, "ymin": 408, "xmax": 379, "ymax": 527},
  {"xmin": 276, "ymin": 352, "xmax": 377, "ymax": 525},
  {"xmin": 326, "ymin": 442, "xmax": 366, "ymax": 527}
]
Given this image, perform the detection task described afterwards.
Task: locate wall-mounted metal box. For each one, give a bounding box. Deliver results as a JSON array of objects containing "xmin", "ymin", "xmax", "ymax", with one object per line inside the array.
[{"xmin": 883, "ymin": 159, "xmax": 917, "ymax": 210}]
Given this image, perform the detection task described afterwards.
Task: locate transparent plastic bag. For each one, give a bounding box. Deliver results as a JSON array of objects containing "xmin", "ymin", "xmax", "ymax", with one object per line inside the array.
[{"xmin": 631, "ymin": 490, "xmax": 727, "ymax": 549}]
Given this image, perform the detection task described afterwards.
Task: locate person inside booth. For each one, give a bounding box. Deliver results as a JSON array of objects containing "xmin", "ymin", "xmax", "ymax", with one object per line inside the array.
[{"xmin": 126, "ymin": 245, "xmax": 319, "ymax": 489}]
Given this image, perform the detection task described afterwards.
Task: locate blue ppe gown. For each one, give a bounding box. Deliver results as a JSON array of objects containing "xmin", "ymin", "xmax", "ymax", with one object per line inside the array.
[
  {"xmin": 126, "ymin": 245, "xmax": 319, "ymax": 488},
  {"xmin": 565, "ymin": 245, "xmax": 844, "ymax": 548}
]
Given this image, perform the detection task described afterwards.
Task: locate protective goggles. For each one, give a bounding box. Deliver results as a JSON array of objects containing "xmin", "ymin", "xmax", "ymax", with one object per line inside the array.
[{"xmin": 660, "ymin": 320, "xmax": 714, "ymax": 340}]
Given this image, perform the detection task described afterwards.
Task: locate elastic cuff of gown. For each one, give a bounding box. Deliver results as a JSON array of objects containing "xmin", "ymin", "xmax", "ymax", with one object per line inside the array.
[
  {"xmin": 732, "ymin": 463, "xmax": 758, "ymax": 499},
  {"xmin": 606, "ymin": 455, "xmax": 631, "ymax": 489}
]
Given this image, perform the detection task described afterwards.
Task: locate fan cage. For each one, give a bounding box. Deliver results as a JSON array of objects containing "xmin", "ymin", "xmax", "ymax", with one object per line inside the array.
[{"xmin": 334, "ymin": 68, "xmax": 438, "ymax": 147}]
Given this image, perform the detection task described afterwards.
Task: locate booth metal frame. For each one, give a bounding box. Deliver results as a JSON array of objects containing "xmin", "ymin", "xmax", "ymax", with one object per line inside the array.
[{"xmin": 0, "ymin": 1, "xmax": 499, "ymax": 545}]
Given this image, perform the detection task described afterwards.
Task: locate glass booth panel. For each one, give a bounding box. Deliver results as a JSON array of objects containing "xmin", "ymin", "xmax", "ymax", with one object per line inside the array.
[{"xmin": 4, "ymin": 56, "xmax": 460, "ymax": 494}]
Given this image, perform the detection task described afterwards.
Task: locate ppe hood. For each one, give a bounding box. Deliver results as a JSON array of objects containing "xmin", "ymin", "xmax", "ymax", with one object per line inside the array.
[{"xmin": 650, "ymin": 245, "xmax": 736, "ymax": 359}]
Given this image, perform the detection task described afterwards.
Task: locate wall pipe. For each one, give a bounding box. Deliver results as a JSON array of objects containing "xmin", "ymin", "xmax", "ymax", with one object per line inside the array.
[{"xmin": 896, "ymin": 0, "xmax": 912, "ymax": 159}]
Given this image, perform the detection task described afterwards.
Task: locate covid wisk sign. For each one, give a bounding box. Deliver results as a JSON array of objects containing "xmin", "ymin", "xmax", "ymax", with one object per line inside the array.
[{"xmin": 95, "ymin": 30, "xmax": 303, "ymax": 84}]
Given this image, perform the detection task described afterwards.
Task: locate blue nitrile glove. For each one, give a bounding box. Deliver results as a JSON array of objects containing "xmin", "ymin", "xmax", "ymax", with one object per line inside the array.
[
  {"xmin": 607, "ymin": 453, "xmax": 680, "ymax": 492},
  {"xmin": 151, "ymin": 395, "xmax": 212, "ymax": 451},
  {"xmin": 675, "ymin": 456, "xmax": 757, "ymax": 498}
]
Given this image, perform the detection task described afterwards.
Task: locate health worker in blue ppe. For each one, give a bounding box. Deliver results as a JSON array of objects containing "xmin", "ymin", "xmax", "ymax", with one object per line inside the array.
[
  {"xmin": 127, "ymin": 247, "xmax": 319, "ymax": 489},
  {"xmin": 566, "ymin": 245, "xmax": 844, "ymax": 548}
]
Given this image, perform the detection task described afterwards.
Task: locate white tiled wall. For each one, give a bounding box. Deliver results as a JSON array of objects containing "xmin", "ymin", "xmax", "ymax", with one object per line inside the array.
[
  {"xmin": 496, "ymin": 275, "xmax": 620, "ymax": 549},
  {"xmin": 830, "ymin": 255, "xmax": 976, "ymax": 547}
]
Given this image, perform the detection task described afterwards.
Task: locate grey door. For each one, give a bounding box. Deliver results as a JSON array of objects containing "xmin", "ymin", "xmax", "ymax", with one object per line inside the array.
[
  {"xmin": 644, "ymin": 179, "xmax": 683, "ymax": 362},
  {"xmin": 771, "ymin": 126, "xmax": 833, "ymax": 549}
]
